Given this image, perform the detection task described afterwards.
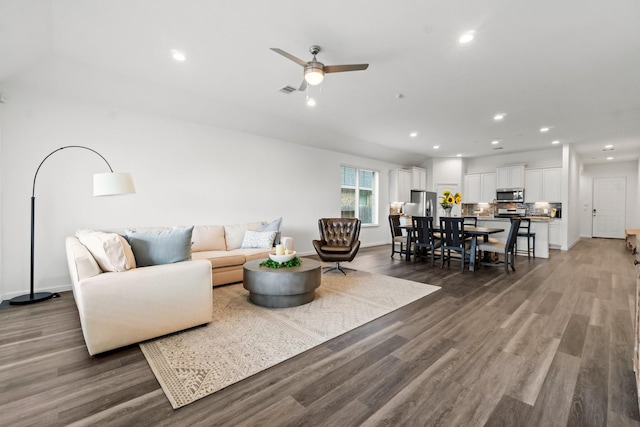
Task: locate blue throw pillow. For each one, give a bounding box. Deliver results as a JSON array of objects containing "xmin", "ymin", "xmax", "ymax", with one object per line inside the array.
[
  {"xmin": 258, "ymin": 217, "xmax": 282, "ymax": 232},
  {"xmin": 258, "ymin": 218, "xmax": 282, "ymax": 245},
  {"xmin": 125, "ymin": 226, "xmax": 194, "ymax": 267}
]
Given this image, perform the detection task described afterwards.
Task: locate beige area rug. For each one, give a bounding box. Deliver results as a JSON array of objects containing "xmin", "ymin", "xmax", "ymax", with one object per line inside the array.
[{"xmin": 140, "ymin": 269, "xmax": 440, "ymax": 409}]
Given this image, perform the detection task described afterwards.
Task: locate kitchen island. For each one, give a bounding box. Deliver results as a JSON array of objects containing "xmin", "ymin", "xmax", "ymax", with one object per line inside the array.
[{"xmin": 476, "ymin": 217, "xmax": 552, "ymax": 259}]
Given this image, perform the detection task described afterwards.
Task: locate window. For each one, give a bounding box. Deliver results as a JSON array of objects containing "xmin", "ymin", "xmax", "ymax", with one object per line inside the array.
[{"xmin": 341, "ymin": 166, "xmax": 378, "ymax": 225}]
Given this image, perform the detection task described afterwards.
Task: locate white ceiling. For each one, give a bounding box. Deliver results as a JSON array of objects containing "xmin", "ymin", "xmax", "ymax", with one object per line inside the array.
[{"xmin": 1, "ymin": 0, "xmax": 639, "ymax": 166}]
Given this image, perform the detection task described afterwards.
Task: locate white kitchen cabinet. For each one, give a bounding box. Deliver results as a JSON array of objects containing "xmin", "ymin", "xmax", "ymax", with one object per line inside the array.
[
  {"xmin": 525, "ymin": 169, "xmax": 543, "ymax": 202},
  {"xmin": 481, "ymin": 173, "xmax": 497, "ymax": 203},
  {"xmin": 407, "ymin": 167, "xmax": 427, "ymax": 190},
  {"xmin": 463, "ymin": 174, "xmax": 481, "ymax": 203},
  {"xmin": 542, "ymin": 168, "xmax": 561, "ymax": 202},
  {"xmin": 389, "ymin": 169, "xmax": 412, "ymax": 202},
  {"xmin": 464, "ymin": 172, "xmax": 496, "ymax": 204},
  {"xmin": 497, "ymin": 165, "xmax": 525, "ymax": 189},
  {"xmin": 549, "ymin": 220, "xmax": 560, "ymax": 247},
  {"xmin": 525, "ymin": 167, "xmax": 561, "ymax": 202}
]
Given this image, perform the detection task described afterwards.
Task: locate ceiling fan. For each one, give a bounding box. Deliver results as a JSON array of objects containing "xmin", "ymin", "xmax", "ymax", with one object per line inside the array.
[{"xmin": 270, "ymin": 45, "xmax": 369, "ymax": 91}]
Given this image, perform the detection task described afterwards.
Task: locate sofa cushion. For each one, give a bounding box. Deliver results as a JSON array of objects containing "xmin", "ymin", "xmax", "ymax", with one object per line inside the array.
[
  {"xmin": 192, "ymin": 225, "xmax": 226, "ymax": 252},
  {"xmin": 240, "ymin": 230, "xmax": 277, "ymax": 249},
  {"xmin": 126, "ymin": 226, "xmax": 194, "ymax": 267},
  {"xmin": 192, "ymin": 251, "xmax": 247, "ymax": 268},
  {"xmin": 224, "ymin": 222, "xmax": 262, "ymax": 250},
  {"xmin": 76, "ymin": 230, "xmax": 136, "ymax": 272}
]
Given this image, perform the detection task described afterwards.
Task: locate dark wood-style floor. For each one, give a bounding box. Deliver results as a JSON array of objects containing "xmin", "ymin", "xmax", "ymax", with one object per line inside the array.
[{"xmin": 1, "ymin": 238, "xmax": 639, "ymax": 426}]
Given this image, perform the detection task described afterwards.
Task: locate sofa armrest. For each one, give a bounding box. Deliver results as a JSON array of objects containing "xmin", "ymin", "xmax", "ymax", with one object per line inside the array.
[{"xmin": 74, "ymin": 259, "xmax": 212, "ymax": 355}]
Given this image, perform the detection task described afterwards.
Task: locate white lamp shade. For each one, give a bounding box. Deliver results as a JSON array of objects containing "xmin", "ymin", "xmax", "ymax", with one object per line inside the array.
[{"xmin": 93, "ymin": 172, "xmax": 136, "ymax": 196}]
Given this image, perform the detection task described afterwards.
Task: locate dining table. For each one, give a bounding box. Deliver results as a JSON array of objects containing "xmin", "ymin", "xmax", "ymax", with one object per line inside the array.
[
  {"xmin": 463, "ymin": 226, "xmax": 505, "ymax": 271},
  {"xmin": 399, "ymin": 223, "xmax": 504, "ymax": 271}
]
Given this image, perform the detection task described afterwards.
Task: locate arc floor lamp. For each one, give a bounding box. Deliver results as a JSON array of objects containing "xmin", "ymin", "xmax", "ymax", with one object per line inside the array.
[{"xmin": 9, "ymin": 145, "xmax": 135, "ymax": 305}]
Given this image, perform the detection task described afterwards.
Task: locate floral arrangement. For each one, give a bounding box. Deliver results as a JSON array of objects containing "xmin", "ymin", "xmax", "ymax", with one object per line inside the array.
[
  {"xmin": 440, "ymin": 189, "xmax": 462, "ymax": 209},
  {"xmin": 259, "ymin": 257, "xmax": 301, "ymax": 269}
]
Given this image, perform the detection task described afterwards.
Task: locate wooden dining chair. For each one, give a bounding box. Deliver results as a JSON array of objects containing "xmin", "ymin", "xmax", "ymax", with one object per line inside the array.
[
  {"xmin": 388, "ymin": 215, "xmax": 408, "ymax": 258},
  {"xmin": 477, "ymin": 217, "xmax": 521, "ymax": 273},
  {"xmin": 463, "ymin": 216, "xmax": 477, "ymax": 227},
  {"xmin": 439, "ymin": 217, "xmax": 469, "ymax": 272},
  {"xmin": 516, "ymin": 218, "xmax": 536, "ymax": 259},
  {"xmin": 412, "ymin": 216, "xmax": 441, "ymax": 266}
]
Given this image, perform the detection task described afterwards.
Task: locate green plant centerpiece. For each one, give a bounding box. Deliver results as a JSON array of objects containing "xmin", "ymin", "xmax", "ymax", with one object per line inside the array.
[{"xmin": 260, "ymin": 257, "xmax": 302, "ymax": 269}]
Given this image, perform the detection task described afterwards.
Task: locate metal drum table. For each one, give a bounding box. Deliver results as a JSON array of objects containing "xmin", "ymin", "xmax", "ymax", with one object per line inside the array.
[{"xmin": 243, "ymin": 259, "xmax": 322, "ymax": 308}]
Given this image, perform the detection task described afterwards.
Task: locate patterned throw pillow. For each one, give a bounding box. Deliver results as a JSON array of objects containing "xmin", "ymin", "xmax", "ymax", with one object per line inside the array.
[{"xmin": 240, "ymin": 230, "xmax": 277, "ymax": 249}]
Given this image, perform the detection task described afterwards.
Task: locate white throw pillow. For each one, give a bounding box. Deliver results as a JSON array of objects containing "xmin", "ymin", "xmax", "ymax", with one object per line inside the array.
[
  {"xmin": 224, "ymin": 222, "xmax": 262, "ymax": 250},
  {"xmin": 240, "ymin": 230, "xmax": 277, "ymax": 249},
  {"xmin": 76, "ymin": 230, "xmax": 136, "ymax": 272}
]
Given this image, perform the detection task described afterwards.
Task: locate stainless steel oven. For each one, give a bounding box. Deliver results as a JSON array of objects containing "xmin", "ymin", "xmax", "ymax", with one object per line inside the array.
[{"xmin": 496, "ymin": 188, "xmax": 524, "ymax": 203}]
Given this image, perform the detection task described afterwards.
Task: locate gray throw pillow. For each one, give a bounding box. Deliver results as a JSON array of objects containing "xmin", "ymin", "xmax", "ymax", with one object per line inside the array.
[
  {"xmin": 125, "ymin": 226, "xmax": 194, "ymax": 267},
  {"xmin": 258, "ymin": 218, "xmax": 282, "ymax": 245}
]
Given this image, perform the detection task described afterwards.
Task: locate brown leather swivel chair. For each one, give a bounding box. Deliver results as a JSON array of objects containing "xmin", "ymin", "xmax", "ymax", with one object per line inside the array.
[{"xmin": 312, "ymin": 218, "xmax": 361, "ymax": 274}]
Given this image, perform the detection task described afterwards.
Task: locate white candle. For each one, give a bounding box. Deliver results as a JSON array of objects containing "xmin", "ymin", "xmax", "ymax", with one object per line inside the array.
[{"xmin": 276, "ymin": 244, "xmax": 285, "ymax": 255}]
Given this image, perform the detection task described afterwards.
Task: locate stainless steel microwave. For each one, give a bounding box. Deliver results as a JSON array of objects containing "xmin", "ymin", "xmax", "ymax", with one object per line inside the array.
[{"xmin": 496, "ymin": 188, "xmax": 524, "ymax": 203}]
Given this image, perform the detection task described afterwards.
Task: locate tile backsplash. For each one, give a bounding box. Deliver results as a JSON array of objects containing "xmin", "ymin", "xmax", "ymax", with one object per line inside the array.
[{"xmin": 462, "ymin": 202, "xmax": 563, "ymax": 218}]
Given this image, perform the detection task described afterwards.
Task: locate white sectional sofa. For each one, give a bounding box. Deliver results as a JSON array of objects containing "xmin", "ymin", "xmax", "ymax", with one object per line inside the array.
[{"xmin": 65, "ymin": 220, "xmax": 291, "ymax": 355}]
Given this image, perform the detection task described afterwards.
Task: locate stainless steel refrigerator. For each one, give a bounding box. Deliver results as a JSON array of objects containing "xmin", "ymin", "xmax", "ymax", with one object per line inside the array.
[{"xmin": 404, "ymin": 190, "xmax": 438, "ymax": 217}]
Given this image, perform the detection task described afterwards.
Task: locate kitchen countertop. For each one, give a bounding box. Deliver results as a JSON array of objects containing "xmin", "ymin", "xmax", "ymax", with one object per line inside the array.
[{"xmin": 475, "ymin": 216, "xmax": 556, "ymax": 223}]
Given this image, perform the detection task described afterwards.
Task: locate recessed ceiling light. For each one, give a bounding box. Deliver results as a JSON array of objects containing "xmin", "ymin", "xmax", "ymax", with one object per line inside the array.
[
  {"xmin": 551, "ymin": 140, "xmax": 560, "ymax": 144},
  {"xmin": 540, "ymin": 127, "xmax": 550, "ymax": 132},
  {"xmin": 459, "ymin": 31, "xmax": 475, "ymax": 44},
  {"xmin": 433, "ymin": 145, "xmax": 440, "ymax": 149},
  {"xmin": 491, "ymin": 140, "xmax": 500, "ymax": 145},
  {"xmin": 410, "ymin": 132, "xmax": 418, "ymax": 138},
  {"xmin": 604, "ymin": 144, "xmax": 613, "ymax": 148},
  {"xmin": 607, "ymin": 157, "xmax": 614, "ymax": 160},
  {"xmin": 456, "ymin": 154, "xmax": 462, "ymax": 157},
  {"xmin": 306, "ymin": 98, "xmax": 316, "ymax": 107},
  {"xmin": 171, "ymin": 49, "xmax": 186, "ymax": 61},
  {"xmin": 494, "ymin": 113, "xmax": 506, "ymax": 121}
]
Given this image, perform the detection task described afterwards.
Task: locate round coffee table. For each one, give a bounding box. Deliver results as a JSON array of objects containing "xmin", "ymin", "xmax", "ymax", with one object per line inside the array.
[{"xmin": 243, "ymin": 259, "xmax": 321, "ymax": 308}]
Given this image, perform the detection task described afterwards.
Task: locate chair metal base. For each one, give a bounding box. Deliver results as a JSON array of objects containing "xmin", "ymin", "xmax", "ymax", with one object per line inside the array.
[{"xmin": 322, "ymin": 262, "xmax": 347, "ymax": 275}]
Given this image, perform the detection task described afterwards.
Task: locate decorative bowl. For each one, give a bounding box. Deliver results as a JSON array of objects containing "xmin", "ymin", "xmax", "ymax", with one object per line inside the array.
[{"xmin": 269, "ymin": 251, "xmax": 296, "ymax": 263}]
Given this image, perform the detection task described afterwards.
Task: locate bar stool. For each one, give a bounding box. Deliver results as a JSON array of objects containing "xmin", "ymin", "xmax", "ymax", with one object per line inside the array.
[{"xmin": 516, "ymin": 218, "xmax": 535, "ymax": 258}]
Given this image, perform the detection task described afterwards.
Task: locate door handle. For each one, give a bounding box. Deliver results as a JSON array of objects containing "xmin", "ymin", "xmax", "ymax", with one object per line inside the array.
[{"xmin": 592, "ymin": 208, "xmax": 596, "ymax": 217}]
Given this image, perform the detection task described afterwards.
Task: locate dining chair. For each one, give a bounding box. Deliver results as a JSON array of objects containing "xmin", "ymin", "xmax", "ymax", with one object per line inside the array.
[
  {"xmin": 412, "ymin": 216, "xmax": 441, "ymax": 266},
  {"xmin": 477, "ymin": 217, "xmax": 521, "ymax": 273},
  {"xmin": 516, "ymin": 218, "xmax": 536, "ymax": 259},
  {"xmin": 463, "ymin": 216, "xmax": 477, "ymax": 227},
  {"xmin": 439, "ymin": 217, "xmax": 469, "ymax": 272},
  {"xmin": 388, "ymin": 215, "xmax": 407, "ymax": 258}
]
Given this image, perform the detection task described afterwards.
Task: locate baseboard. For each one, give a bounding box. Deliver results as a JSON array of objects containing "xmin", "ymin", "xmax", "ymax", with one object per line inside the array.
[{"xmin": 1, "ymin": 283, "xmax": 73, "ymax": 303}]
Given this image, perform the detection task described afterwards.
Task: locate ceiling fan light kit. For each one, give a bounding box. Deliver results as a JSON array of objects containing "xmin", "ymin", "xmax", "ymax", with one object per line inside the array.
[{"xmin": 271, "ymin": 45, "xmax": 368, "ymax": 93}]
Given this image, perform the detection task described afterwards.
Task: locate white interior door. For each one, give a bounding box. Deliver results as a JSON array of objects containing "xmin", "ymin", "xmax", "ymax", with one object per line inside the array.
[
  {"xmin": 435, "ymin": 183, "xmax": 461, "ymax": 221},
  {"xmin": 592, "ymin": 177, "xmax": 626, "ymax": 238}
]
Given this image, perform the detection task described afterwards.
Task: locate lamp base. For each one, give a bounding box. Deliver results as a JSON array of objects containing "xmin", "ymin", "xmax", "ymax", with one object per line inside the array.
[{"xmin": 9, "ymin": 292, "xmax": 57, "ymax": 305}]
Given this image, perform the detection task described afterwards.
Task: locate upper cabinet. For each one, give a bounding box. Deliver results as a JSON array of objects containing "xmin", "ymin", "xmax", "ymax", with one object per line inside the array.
[
  {"xmin": 463, "ymin": 172, "xmax": 496, "ymax": 203},
  {"xmin": 389, "ymin": 169, "xmax": 412, "ymax": 202},
  {"xmin": 407, "ymin": 167, "xmax": 427, "ymax": 190},
  {"xmin": 525, "ymin": 167, "xmax": 561, "ymax": 202},
  {"xmin": 496, "ymin": 165, "xmax": 525, "ymax": 189}
]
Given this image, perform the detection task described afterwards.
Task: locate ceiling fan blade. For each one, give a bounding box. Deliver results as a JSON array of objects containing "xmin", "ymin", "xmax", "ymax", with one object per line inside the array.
[
  {"xmin": 270, "ymin": 48, "xmax": 307, "ymax": 67},
  {"xmin": 298, "ymin": 79, "xmax": 307, "ymax": 92},
  {"xmin": 324, "ymin": 64, "xmax": 369, "ymax": 73}
]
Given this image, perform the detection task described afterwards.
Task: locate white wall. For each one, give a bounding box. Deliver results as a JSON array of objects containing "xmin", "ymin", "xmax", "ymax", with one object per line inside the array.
[
  {"xmin": 563, "ymin": 144, "xmax": 583, "ymax": 249},
  {"xmin": 465, "ymin": 148, "xmax": 562, "ymax": 174},
  {"xmin": 0, "ymin": 88, "xmax": 401, "ymax": 300},
  {"xmin": 579, "ymin": 160, "xmax": 639, "ymax": 237}
]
